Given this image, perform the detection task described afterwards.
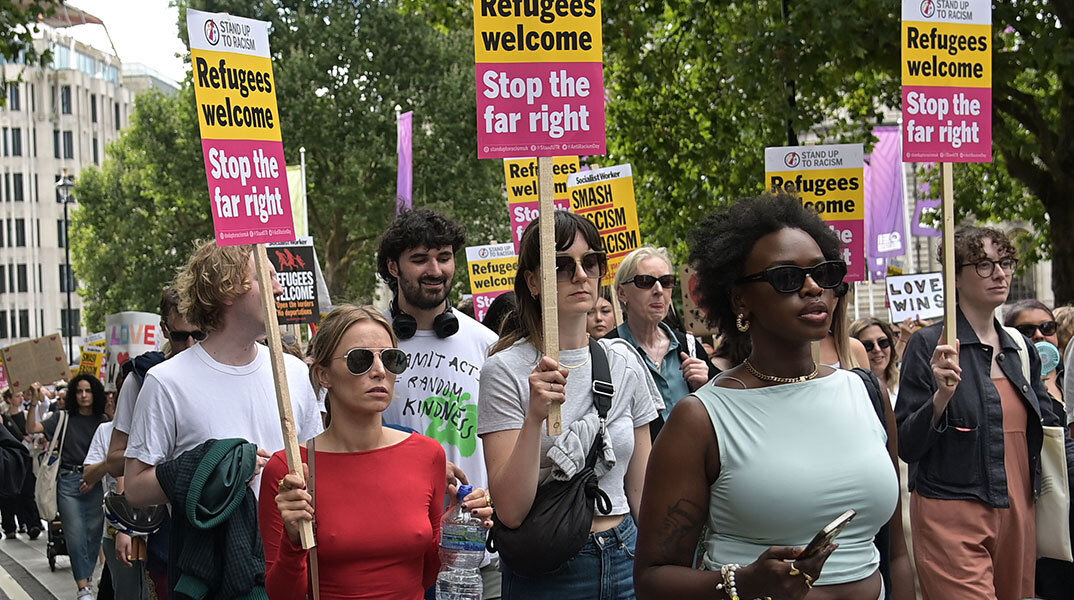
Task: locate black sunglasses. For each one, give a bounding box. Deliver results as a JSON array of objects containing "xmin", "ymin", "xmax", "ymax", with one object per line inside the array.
[
  {"xmin": 555, "ymin": 251, "xmax": 608, "ymax": 281},
  {"xmin": 861, "ymin": 338, "xmax": 892, "ymax": 353},
  {"xmin": 168, "ymin": 330, "xmax": 206, "ymax": 344},
  {"xmin": 625, "ymin": 274, "xmax": 676, "ymax": 290},
  {"xmin": 737, "ymin": 260, "xmax": 848, "ymax": 294},
  {"xmin": 335, "ymin": 348, "xmax": 409, "ymax": 376},
  {"xmin": 1014, "ymin": 320, "xmax": 1057, "ymax": 338}
]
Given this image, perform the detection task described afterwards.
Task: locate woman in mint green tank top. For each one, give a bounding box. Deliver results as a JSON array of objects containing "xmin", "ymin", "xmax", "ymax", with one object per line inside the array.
[{"xmin": 633, "ymin": 195, "xmax": 911, "ymax": 600}]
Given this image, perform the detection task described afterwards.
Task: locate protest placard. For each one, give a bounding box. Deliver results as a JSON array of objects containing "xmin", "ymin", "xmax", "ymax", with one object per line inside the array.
[
  {"xmin": 680, "ymin": 264, "xmax": 716, "ymax": 337},
  {"xmin": 466, "ymin": 243, "xmax": 518, "ymax": 322},
  {"xmin": 266, "ymin": 237, "xmax": 320, "ymax": 325},
  {"xmin": 187, "ymin": 8, "xmax": 295, "ymax": 246},
  {"xmin": 901, "ymin": 0, "xmax": 991, "ymax": 162},
  {"xmin": 887, "ymin": 272, "xmax": 945, "ymax": 322},
  {"xmin": 567, "ymin": 164, "xmax": 642, "ymax": 284},
  {"xmin": 765, "ymin": 144, "xmax": 866, "ymax": 282},
  {"xmin": 1, "ymin": 335, "xmax": 69, "ymax": 394},
  {"xmin": 78, "ymin": 344, "xmax": 106, "ymax": 378},
  {"xmin": 505, "ymin": 156, "xmax": 579, "ymax": 250},
  {"xmin": 104, "ymin": 312, "xmax": 161, "ymax": 391},
  {"xmin": 473, "ymin": 0, "xmax": 605, "ymax": 158}
]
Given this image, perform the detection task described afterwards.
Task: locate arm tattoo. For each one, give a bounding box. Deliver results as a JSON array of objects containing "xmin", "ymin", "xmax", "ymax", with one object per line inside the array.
[{"xmin": 657, "ymin": 498, "xmax": 706, "ymax": 562}]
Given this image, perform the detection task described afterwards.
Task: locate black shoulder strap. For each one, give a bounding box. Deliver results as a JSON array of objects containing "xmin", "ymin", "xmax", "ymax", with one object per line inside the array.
[
  {"xmin": 589, "ymin": 337, "xmax": 614, "ymax": 418},
  {"xmin": 851, "ymin": 367, "xmax": 885, "ymax": 426}
]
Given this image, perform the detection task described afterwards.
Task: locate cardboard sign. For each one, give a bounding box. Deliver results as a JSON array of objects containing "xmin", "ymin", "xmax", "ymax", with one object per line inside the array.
[
  {"xmin": 473, "ymin": 0, "xmax": 605, "ymax": 158},
  {"xmin": 266, "ymin": 237, "xmax": 320, "ymax": 325},
  {"xmin": 765, "ymin": 144, "xmax": 866, "ymax": 283},
  {"xmin": 901, "ymin": 0, "xmax": 991, "ymax": 162},
  {"xmin": 187, "ymin": 8, "xmax": 296, "ymax": 246},
  {"xmin": 566, "ymin": 164, "xmax": 641, "ymax": 285},
  {"xmin": 886, "ymin": 272, "xmax": 945, "ymax": 322},
  {"xmin": 1, "ymin": 335, "xmax": 69, "ymax": 394},
  {"xmin": 680, "ymin": 264, "xmax": 716, "ymax": 337},
  {"xmin": 105, "ymin": 312, "xmax": 162, "ymax": 391},
  {"xmin": 78, "ymin": 344, "xmax": 106, "ymax": 377},
  {"xmin": 505, "ymin": 156, "xmax": 579, "ymax": 250},
  {"xmin": 465, "ymin": 243, "xmax": 518, "ymax": 322}
]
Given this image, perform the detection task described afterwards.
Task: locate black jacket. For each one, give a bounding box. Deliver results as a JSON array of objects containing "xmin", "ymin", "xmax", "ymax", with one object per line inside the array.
[
  {"xmin": 896, "ymin": 307, "xmax": 1074, "ymax": 507},
  {"xmin": 156, "ymin": 438, "xmax": 268, "ymax": 600},
  {"xmin": 0, "ymin": 424, "xmax": 28, "ymax": 498}
]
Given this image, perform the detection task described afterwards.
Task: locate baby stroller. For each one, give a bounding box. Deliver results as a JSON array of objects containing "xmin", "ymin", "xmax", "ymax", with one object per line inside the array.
[{"xmin": 46, "ymin": 514, "xmax": 68, "ymax": 572}]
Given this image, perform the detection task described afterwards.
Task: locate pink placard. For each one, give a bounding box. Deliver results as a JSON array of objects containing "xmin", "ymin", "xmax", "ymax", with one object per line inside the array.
[
  {"xmin": 824, "ymin": 219, "xmax": 866, "ymax": 283},
  {"xmin": 201, "ymin": 138, "xmax": 296, "ymax": 246},
  {"xmin": 477, "ymin": 62, "xmax": 605, "ymax": 159},
  {"xmin": 473, "ymin": 290, "xmax": 511, "ymax": 324},
  {"xmin": 902, "ymin": 86, "xmax": 992, "ymax": 163},
  {"xmin": 509, "ymin": 198, "xmax": 571, "ymax": 251}
]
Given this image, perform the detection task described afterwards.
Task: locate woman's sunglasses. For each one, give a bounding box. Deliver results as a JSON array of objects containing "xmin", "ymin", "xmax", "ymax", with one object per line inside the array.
[
  {"xmin": 168, "ymin": 330, "xmax": 206, "ymax": 344},
  {"xmin": 736, "ymin": 260, "xmax": 847, "ymax": 294},
  {"xmin": 555, "ymin": 251, "xmax": 608, "ymax": 281},
  {"xmin": 625, "ymin": 274, "xmax": 676, "ymax": 290},
  {"xmin": 862, "ymin": 338, "xmax": 892, "ymax": 353},
  {"xmin": 335, "ymin": 348, "xmax": 409, "ymax": 376},
  {"xmin": 1014, "ymin": 320, "xmax": 1057, "ymax": 338}
]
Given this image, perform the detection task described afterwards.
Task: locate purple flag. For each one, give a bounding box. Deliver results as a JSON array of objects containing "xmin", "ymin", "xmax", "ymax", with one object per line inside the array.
[
  {"xmin": 912, "ymin": 175, "xmax": 941, "ymax": 237},
  {"xmin": 865, "ymin": 126, "xmax": 906, "ymax": 264},
  {"xmin": 396, "ymin": 111, "xmax": 413, "ymax": 214}
]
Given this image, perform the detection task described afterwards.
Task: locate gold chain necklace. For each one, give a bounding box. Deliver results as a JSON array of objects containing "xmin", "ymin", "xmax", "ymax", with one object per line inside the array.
[
  {"xmin": 743, "ymin": 358, "xmax": 818, "ymax": 384},
  {"xmin": 560, "ymin": 353, "xmax": 591, "ymax": 369}
]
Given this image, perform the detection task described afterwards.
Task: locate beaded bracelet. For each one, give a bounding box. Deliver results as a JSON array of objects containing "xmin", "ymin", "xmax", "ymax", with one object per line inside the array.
[{"xmin": 714, "ymin": 563, "xmax": 772, "ymax": 600}]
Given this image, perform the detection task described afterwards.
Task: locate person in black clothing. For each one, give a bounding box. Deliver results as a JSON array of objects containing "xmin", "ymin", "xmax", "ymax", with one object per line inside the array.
[
  {"xmin": 0, "ymin": 388, "xmax": 41, "ymax": 540},
  {"xmin": 26, "ymin": 375, "xmax": 110, "ymax": 600}
]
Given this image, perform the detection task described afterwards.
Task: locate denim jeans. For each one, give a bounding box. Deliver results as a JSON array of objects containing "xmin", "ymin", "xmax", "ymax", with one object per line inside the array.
[
  {"xmin": 501, "ymin": 515, "xmax": 637, "ymax": 600},
  {"xmin": 56, "ymin": 470, "xmax": 104, "ymax": 582}
]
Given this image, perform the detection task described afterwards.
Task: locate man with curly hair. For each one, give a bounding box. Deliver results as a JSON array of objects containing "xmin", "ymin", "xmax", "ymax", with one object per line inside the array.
[{"xmin": 124, "ymin": 241, "xmax": 323, "ymax": 508}]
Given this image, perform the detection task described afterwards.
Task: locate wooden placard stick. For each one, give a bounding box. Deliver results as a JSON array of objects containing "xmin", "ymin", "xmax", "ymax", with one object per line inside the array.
[
  {"xmin": 611, "ymin": 287, "xmax": 625, "ymax": 327},
  {"xmin": 254, "ymin": 243, "xmax": 316, "ymax": 549},
  {"xmin": 941, "ymin": 163, "xmax": 959, "ymax": 384},
  {"xmin": 538, "ymin": 157, "xmax": 562, "ymax": 436}
]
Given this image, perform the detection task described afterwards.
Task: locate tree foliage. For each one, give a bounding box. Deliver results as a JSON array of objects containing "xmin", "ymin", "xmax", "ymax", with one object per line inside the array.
[{"xmin": 0, "ymin": 0, "xmax": 57, "ymax": 104}]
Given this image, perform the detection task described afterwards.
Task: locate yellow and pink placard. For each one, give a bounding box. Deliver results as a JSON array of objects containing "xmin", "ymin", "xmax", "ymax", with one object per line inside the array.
[
  {"xmin": 504, "ymin": 156, "xmax": 579, "ymax": 250},
  {"xmin": 901, "ymin": 0, "xmax": 991, "ymax": 162},
  {"xmin": 474, "ymin": 1, "xmax": 605, "ymax": 158},
  {"xmin": 466, "ymin": 243, "xmax": 518, "ymax": 323},
  {"xmin": 566, "ymin": 164, "xmax": 641, "ymax": 285},
  {"xmin": 765, "ymin": 144, "xmax": 866, "ymax": 282},
  {"xmin": 187, "ymin": 9, "xmax": 296, "ymax": 246}
]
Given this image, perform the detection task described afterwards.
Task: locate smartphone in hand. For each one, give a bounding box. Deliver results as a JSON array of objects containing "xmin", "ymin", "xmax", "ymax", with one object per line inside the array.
[{"xmin": 799, "ymin": 509, "xmax": 856, "ymax": 560}]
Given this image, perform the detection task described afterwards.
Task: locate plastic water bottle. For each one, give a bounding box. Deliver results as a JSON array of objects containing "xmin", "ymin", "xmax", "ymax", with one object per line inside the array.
[{"xmin": 436, "ymin": 484, "xmax": 485, "ymax": 600}]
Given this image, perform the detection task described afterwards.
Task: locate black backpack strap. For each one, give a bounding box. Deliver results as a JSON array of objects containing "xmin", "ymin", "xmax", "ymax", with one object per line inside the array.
[
  {"xmin": 851, "ymin": 367, "xmax": 885, "ymax": 426},
  {"xmin": 589, "ymin": 337, "xmax": 614, "ymax": 419}
]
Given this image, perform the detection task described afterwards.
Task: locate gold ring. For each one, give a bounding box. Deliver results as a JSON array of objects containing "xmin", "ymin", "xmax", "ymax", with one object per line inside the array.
[
  {"xmin": 803, "ymin": 573, "xmax": 814, "ymax": 586},
  {"xmin": 278, "ymin": 477, "xmax": 288, "ymax": 491},
  {"xmin": 485, "ymin": 493, "xmax": 493, "ymax": 508},
  {"xmin": 127, "ymin": 555, "xmax": 134, "ymax": 560},
  {"xmin": 789, "ymin": 565, "xmax": 801, "ymax": 576}
]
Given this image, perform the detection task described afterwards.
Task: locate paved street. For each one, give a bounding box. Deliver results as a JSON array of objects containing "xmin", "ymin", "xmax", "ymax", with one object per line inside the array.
[{"xmin": 0, "ymin": 533, "xmax": 101, "ymax": 600}]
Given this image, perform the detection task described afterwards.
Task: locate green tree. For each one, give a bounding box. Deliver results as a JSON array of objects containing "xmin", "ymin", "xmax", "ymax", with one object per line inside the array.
[
  {"xmin": 1, "ymin": 0, "xmax": 57, "ymax": 105},
  {"xmin": 180, "ymin": 0, "xmax": 506, "ymax": 302},
  {"xmin": 71, "ymin": 86, "xmax": 213, "ymax": 331}
]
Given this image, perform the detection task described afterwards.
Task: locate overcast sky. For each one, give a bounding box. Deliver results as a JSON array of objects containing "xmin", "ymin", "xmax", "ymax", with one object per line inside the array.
[{"xmin": 64, "ymin": 0, "xmax": 189, "ymax": 84}]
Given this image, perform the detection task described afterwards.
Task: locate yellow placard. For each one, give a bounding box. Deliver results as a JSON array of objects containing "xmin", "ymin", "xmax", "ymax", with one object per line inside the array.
[
  {"xmin": 567, "ymin": 165, "xmax": 641, "ymax": 284},
  {"xmin": 191, "ymin": 49, "xmax": 282, "ymax": 142},
  {"xmin": 474, "ymin": 0, "xmax": 603, "ymax": 64},
  {"xmin": 504, "ymin": 156, "xmax": 580, "ymax": 204},
  {"xmin": 470, "ymin": 255, "xmax": 518, "ymax": 293},
  {"xmin": 765, "ymin": 168, "xmax": 865, "ymax": 220},
  {"xmin": 901, "ymin": 21, "xmax": 991, "ymax": 88}
]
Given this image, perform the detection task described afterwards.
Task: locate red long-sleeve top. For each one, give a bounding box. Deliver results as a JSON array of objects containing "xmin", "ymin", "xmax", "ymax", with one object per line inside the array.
[{"xmin": 259, "ymin": 433, "xmax": 447, "ymax": 600}]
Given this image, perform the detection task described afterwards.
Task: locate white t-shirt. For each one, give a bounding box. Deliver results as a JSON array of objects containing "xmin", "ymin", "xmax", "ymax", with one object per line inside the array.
[
  {"xmin": 125, "ymin": 343, "xmax": 323, "ymax": 493},
  {"xmin": 85, "ymin": 421, "xmax": 118, "ymax": 538},
  {"xmin": 112, "ymin": 374, "xmax": 141, "ymax": 435},
  {"xmin": 382, "ymin": 311, "xmax": 497, "ymax": 492}
]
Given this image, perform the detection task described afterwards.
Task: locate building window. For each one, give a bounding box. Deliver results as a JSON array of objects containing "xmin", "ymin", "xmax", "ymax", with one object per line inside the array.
[
  {"xmin": 91, "ymin": 94, "xmax": 97, "ymax": 123},
  {"xmin": 0, "ymin": 265, "xmax": 5, "ymax": 293},
  {"xmin": 92, "ymin": 137, "xmax": 98, "ymax": 165},
  {"xmin": 53, "ymin": 129, "xmax": 60, "ymax": 159},
  {"xmin": 14, "ymin": 219, "xmax": 25, "ymax": 247},
  {"xmin": 8, "ymin": 83, "xmax": 19, "ymax": 110},
  {"xmin": 59, "ymin": 264, "xmax": 75, "ymax": 292},
  {"xmin": 62, "ymin": 131, "xmax": 73, "ymax": 159},
  {"xmin": 32, "ymin": 128, "xmax": 36, "ymax": 157},
  {"xmin": 35, "ymin": 220, "xmax": 40, "ymax": 248},
  {"xmin": 12, "ymin": 174, "xmax": 23, "ymax": 202},
  {"xmin": 16, "ymin": 264, "xmax": 27, "ymax": 293},
  {"xmin": 3, "ymin": 173, "xmax": 8, "ymax": 201},
  {"xmin": 61, "ymin": 309, "xmax": 81, "ymax": 338},
  {"xmin": 37, "ymin": 263, "xmax": 41, "ymax": 291},
  {"xmin": 1, "ymin": 127, "xmax": 7, "ymax": 156},
  {"xmin": 57, "ymin": 219, "xmax": 66, "ymax": 247},
  {"xmin": 60, "ymin": 85, "xmax": 71, "ymax": 114},
  {"xmin": 34, "ymin": 175, "xmax": 38, "ymax": 202},
  {"xmin": 10, "ymin": 127, "xmax": 20, "ymax": 156},
  {"xmin": 29, "ymin": 83, "xmax": 34, "ymax": 113},
  {"xmin": 114, "ymin": 102, "xmax": 120, "ymax": 130},
  {"xmin": 18, "ymin": 310, "xmax": 29, "ymax": 338},
  {"xmin": 0, "ymin": 311, "xmax": 7, "ymax": 339}
]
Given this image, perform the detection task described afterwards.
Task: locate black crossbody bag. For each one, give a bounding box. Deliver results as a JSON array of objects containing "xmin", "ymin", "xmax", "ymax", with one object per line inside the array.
[{"xmin": 486, "ymin": 337, "xmax": 615, "ymax": 577}]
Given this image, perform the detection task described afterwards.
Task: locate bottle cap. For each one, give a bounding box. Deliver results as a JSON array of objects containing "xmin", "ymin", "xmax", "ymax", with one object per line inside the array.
[
  {"xmin": 457, "ymin": 484, "xmax": 474, "ymax": 501},
  {"xmin": 1036, "ymin": 341, "xmax": 1061, "ymax": 376}
]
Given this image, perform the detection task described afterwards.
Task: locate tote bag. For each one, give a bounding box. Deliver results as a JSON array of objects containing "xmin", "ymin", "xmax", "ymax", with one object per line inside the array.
[{"xmin": 34, "ymin": 411, "xmax": 68, "ymax": 519}]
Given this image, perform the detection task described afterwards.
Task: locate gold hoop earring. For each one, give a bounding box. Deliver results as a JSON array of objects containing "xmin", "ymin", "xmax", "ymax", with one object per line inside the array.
[{"xmin": 736, "ymin": 314, "xmax": 750, "ymax": 333}]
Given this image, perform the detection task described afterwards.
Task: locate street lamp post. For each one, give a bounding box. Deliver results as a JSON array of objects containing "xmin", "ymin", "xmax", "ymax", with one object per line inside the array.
[{"xmin": 56, "ymin": 170, "xmax": 75, "ymax": 364}]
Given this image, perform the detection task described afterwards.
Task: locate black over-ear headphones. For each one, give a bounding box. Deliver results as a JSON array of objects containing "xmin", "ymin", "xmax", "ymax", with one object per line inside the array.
[{"xmin": 390, "ymin": 297, "xmax": 459, "ymax": 340}]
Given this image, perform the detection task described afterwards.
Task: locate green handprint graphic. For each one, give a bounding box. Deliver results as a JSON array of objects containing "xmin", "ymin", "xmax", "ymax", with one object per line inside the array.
[{"xmin": 423, "ymin": 390, "xmax": 479, "ymax": 457}]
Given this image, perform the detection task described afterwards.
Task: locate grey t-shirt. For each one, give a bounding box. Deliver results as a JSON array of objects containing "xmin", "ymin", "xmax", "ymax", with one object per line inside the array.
[{"xmin": 478, "ymin": 338, "xmax": 662, "ymax": 515}]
